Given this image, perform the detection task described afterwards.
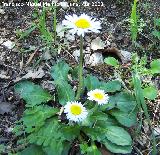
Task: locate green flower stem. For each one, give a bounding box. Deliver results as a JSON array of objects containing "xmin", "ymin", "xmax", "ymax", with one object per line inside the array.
[
  {"xmin": 53, "ymin": 5, "xmax": 57, "ymax": 43},
  {"xmin": 76, "ymin": 35, "xmax": 84, "ymax": 100}
]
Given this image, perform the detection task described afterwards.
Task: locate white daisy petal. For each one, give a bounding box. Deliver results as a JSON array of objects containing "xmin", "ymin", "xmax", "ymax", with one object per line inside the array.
[
  {"xmin": 73, "ymin": 14, "xmax": 78, "ymax": 20},
  {"xmin": 62, "ymin": 20, "xmax": 72, "ymax": 27},
  {"xmin": 65, "ymin": 15, "xmax": 74, "ymax": 22},
  {"xmin": 62, "ymin": 14, "xmax": 101, "ymax": 36},
  {"xmin": 91, "ymin": 29, "xmax": 100, "ymax": 33},
  {"xmin": 87, "ymin": 89, "xmax": 109, "ymax": 105},
  {"xmin": 64, "ymin": 101, "xmax": 88, "ymax": 122}
]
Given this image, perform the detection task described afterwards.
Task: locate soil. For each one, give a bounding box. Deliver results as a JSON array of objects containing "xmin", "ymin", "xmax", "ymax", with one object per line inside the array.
[{"xmin": 0, "ymin": 0, "xmax": 160, "ymax": 154}]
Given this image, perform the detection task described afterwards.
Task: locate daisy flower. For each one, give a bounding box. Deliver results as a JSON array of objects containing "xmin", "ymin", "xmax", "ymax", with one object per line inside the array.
[
  {"xmin": 87, "ymin": 89, "xmax": 109, "ymax": 105},
  {"xmin": 64, "ymin": 101, "xmax": 88, "ymax": 122},
  {"xmin": 62, "ymin": 13, "xmax": 101, "ymax": 36}
]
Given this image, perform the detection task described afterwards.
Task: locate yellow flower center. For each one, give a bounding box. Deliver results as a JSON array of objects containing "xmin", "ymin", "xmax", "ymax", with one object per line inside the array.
[
  {"xmin": 75, "ymin": 18, "xmax": 91, "ymax": 29},
  {"xmin": 70, "ymin": 104, "xmax": 82, "ymax": 115},
  {"xmin": 93, "ymin": 93, "xmax": 104, "ymax": 100}
]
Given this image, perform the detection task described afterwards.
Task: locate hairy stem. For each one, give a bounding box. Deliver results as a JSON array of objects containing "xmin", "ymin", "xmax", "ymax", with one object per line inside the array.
[{"xmin": 76, "ymin": 35, "xmax": 83, "ymax": 100}]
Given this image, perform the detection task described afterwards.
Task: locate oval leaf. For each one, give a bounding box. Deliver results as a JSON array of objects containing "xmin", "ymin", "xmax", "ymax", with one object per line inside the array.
[
  {"xmin": 55, "ymin": 80, "xmax": 75, "ymax": 105},
  {"xmin": 111, "ymin": 92, "xmax": 136, "ymax": 112},
  {"xmin": 103, "ymin": 139, "xmax": 132, "ymax": 154},
  {"xmin": 105, "ymin": 126, "xmax": 132, "ymax": 146},
  {"xmin": 100, "ymin": 80, "xmax": 121, "ymax": 93},
  {"xmin": 84, "ymin": 75, "xmax": 101, "ymax": 90},
  {"xmin": 150, "ymin": 59, "xmax": 160, "ymax": 74},
  {"xmin": 51, "ymin": 61, "xmax": 70, "ymax": 81},
  {"xmin": 143, "ymin": 86, "xmax": 158, "ymax": 100},
  {"xmin": 19, "ymin": 145, "xmax": 44, "ymax": 155},
  {"xmin": 104, "ymin": 57, "xmax": 119, "ymax": 67},
  {"xmin": 15, "ymin": 81, "xmax": 52, "ymax": 107},
  {"xmin": 110, "ymin": 109, "xmax": 137, "ymax": 127}
]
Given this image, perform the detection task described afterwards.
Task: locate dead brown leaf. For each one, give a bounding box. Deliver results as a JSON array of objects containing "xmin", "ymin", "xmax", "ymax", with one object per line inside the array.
[
  {"xmin": 14, "ymin": 67, "xmax": 45, "ymax": 82},
  {"xmin": 26, "ymin": 50, "xmax": 37, "ymax": 65}
]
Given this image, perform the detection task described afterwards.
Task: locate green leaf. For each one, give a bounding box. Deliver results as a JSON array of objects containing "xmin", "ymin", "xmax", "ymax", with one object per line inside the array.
[
  {"xmin": 84, "ymin": 75, "xmax": 101, "ymax": 90},
  {"xmin": 44, "ymin": 140, "xmax": 63, "ymax": 155},
  {"xmin": 51, "ymin": 61, "xmax": 75, "ymax": 105},
  {"xmin": 103, "ymin": 139, "xmax": 132, "ymax": 154},
  {"xmin": 110, "ymin": 109, "xmax": 137, "ymax": 127},
  {"xmin": 110, "ymin": 92, "xmax": 136, "ymax": 112},
  {"xmin": 22, "ymin": 105, "xmax": 59, "ymax": 133},
  {"xmin": 17, "ymin": 24, "xmax": 37, "ymax": 40},
  {"xmin": 0, "ymin": 144, "xmax": 5, "ymax": 153},
  {"xmin": 60, "ymin": 142, "xmax": 70, "ymax": 155},
  {"xmin": 152, "ymin": 30, "xmax": 160, "ymax": 39},
  {"xmin": 80, "ymin": 143, "xmax": 101, "ymax": 155},
  {"xmin": 14, "ymin": 81, "xmax": 52, "ymax": 107},
  {"xmin": 84, "ymin": 76, "xmax": 121, "ymax": 93},
  {"xmin": 105, "ymin": 126, "xmax": 132, "ymax": 146},
  {"xmin": 55, "ymin": 80, "xmax": 75, "ymax": 105},
  {"xmin": 60, "ymin": 125, "xmax": 80, "ymax": 141},
  {"xmin": 100, "ymin": 80, "xmax": 121, "ymax": 93},
  {"xmin": 27, "ymin": 118, "xmax": 65, "ymax": 148},
  {"xmin": 104, "ymin": 57, "xmax": 119, "ymax": 67},
  {"xmin": 83, "ymin": 125, "xmax": 132, "ymax": 146},
  {"xmin": 150, "ymin": 59, "xmax": 160, "ymax": 74},
  {"xmin": 96, "ymin": 116, "xmax": 118, "ymax": 128},
  {"xmin": 82, "ymin": 127, "xmax": 104, "ymax": 142},
  {"xmin": 155, "ymin": 18, "xmax": 160, "ymax": 26},
  {"xmin": 71, "ymin": 66, "xmax": 79, "ymax": 80},
  {"xmin": 82, "ymin": 111, "xmax": 109, "ymax": 127},
  {"xmin": 90, "ymin": 111, "xmax": 109, "ymax": 121},
  {"xmin": 106, "ymin": 96, "xmax": 117, "ymax": 110},
  {"xmin": 19, "ymin": 145, "xmax": 45, "ymax": 155},
  {"xmin": 51, "ymin": 61, "xmax": 70, "ymax": 81},
  {"xmin": 143, "ymin": 86, "xmax": 158, "ymax": 100}
]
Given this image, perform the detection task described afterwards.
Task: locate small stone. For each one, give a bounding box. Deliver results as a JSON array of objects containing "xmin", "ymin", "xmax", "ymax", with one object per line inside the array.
[
  {"xmin": 65, "ymin": 33, "xmax": 75, "ymax": 42},
  {"xmin": 0, "ymin": 38, "xmax": 4, "ymax": 44},
  {"xmin": 120, "ymin": 50, "xmax": 131, "ymax": 63},
  {"xmin": 72, "ymin": 50, "xmax": 80, "ymax": 62},
  {"xmin": 0, "ymin": 9, "xmax": 5, "ymax": 14},
  {"xmin": 111, "ymin": 43, "xmax": 117, "ymax": 47},
  {"xmin": 10, "ymin": 37, "xmax": 15, "ymax": 40},
  {"xmin": 91, "ymin": 37, "xmax": 105, "ymax": 50},
  {"xmin": 85, "ymin": 36, "xmax": 91, "ymax": 43},
  {"xmin": 2, "ymin": 40, "xmax": 15, "ymax": 49},
  {"xmin": 106, "ymin": 40, "xmax": 111, "ymax": 46},
  {"xmin": 111, "ymin": 5, "xmax": 116, "ymax": 9},
  {"xmin": 43, "ymin": 50, "xmax": 52, "ymax": 60},
  {"xmin": 88, "ymin": 52, "xmax": 103, "ymax": 66},
  {"xmin": 6, "ymin": 127, "xmax": 13, "ymax": 133},
  {"xmin": 154, "ymin": 126, "xmax": 160, "ymax": 136},
  {"xmin": 56, "ymin": 23, "xmax": 65, "ymax": 38}
]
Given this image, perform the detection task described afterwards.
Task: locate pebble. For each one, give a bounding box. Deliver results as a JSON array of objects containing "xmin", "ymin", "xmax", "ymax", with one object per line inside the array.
[
  {"xmin": 56, "ymin": 24, "xmax": 65, "ymax": 38},
  {"xmin": 88, "ymin": 52, "xmax": 104, "ymax": 66},
  {"xmin": 2, "ymin": 40, "xmax": 15, "ymax": 49},
  {"xmin": 106, "ymin": 40, "xmax": 111, "ymax": 46},
  {"xmin": 120, "ymin": 50, "xmax": 131, "ymax": 63},
  {"xmin": 72, "ymin": 50, "xmax": 80, "ymax": 62},
  {"xmin": 0, "ymin": 9, "xmax": 5, "ymax": 15},
  {"xmin": 0, "ymin": 38, "xmax": 4, "ymax": 44},
  {"xmin": 91, "ymin": 37, "xmax": 105, "ymax": 50},
  {"xmin": 85, "ymin": 36, "xmax": 91, "ymax": 43},
  {"xmin": 65, "ymin": 33, "xmax": 75, "ymax": 42}
]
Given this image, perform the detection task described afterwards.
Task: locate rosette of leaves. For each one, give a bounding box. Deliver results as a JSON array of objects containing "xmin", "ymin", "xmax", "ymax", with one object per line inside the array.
[
  {"xmin": 83, "ymin": 75, "xmax": 138, "ymax": 154},
  {"xmin": 14, "ymin": 61, "xmax": 137, "ymax": 155}
]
